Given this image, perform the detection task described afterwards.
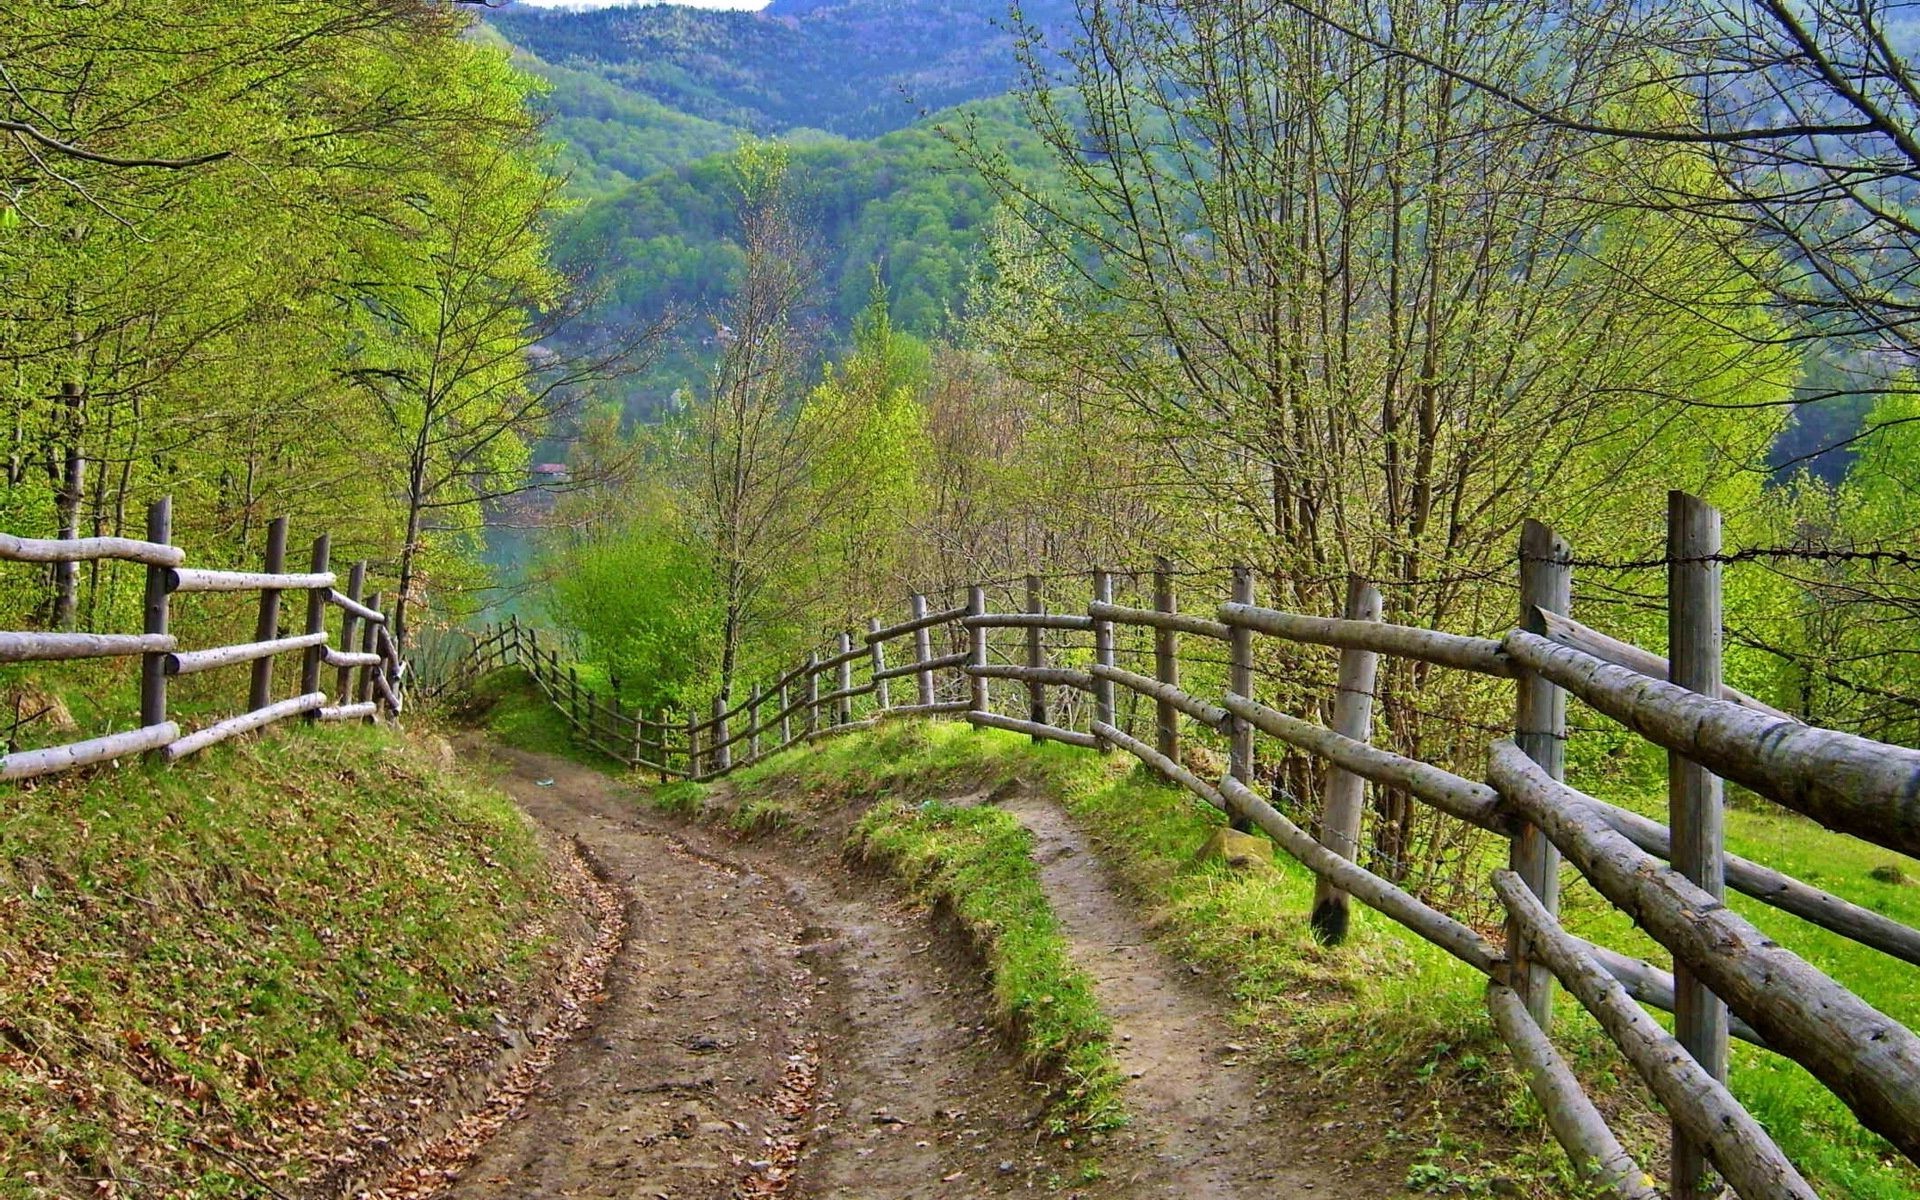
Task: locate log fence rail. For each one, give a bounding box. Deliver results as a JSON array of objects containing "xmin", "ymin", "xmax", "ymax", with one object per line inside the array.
[{"xmin": 1, "ymin": 497, "xmax": 406, "ymax": 782}]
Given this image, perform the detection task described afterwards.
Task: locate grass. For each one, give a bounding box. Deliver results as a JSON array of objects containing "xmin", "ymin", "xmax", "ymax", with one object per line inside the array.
[
  {"xmin": 0, "ymin": 721, "xmax": 563, "ymax": 1197},
  {"xmin": 452, "ymin": 666, "xmax": 626, "ymax": 770}
]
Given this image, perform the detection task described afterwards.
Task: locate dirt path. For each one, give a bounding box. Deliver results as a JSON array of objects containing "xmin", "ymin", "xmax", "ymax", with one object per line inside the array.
[
  {"xmin": 439, "ymin": 746, "xmax": 1084, "ymax": 1199},
  {"xmin": 998, "ymin": 792, "xmax": 1407, "ymax": 1199}
]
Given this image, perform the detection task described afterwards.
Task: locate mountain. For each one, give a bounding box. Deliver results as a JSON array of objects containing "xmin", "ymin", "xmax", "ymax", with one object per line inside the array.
[{"xmin": 488, "ymin": 0, "xmax": 1072, "ymax": 141}]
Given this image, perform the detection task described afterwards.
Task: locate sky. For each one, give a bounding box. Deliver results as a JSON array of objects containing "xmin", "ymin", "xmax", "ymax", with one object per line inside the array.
[{"xmin": 511, "ymin": 0, "xmax": 770, "ymax": 8}]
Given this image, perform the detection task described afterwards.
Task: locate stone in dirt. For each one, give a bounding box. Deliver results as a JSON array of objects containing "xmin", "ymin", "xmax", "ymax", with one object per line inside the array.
[{"xmin": 1192, "ymin": 827, "xmax": 1274, "ymax": 873}]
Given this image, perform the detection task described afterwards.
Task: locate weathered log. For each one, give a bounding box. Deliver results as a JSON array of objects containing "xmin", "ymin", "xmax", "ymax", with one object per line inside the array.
[
  {"xmin": 965, "ymin": 664, "xmax": 1095, "ymax": 691},
  {"xmin": 1511, "ymin": 518, "xmax": 1572, "ymax": 1028},
  {"xmin": 1153, "ymin": 559, "xmax": 1182, "ymax": 762},
  {"xmin": 1495, "ymin": 870, "xmax": 1818, "ymax": 1200},
  {"xmin": 910, "ymin": 595, "xmax": 937, "ymax": 708},
  {"xmin": 167, "ymin": 633, "xmax": 328, "ymax": 676},
  {"xmin": 1089, "ymin": 598, "xmax": 1230, "ymax": 641},
  {"xmin": 1311, "ymin": 576, "xmax": 1383, "ymax": 945},
  {"xmin": 1503, "ymin": 629, "xmax": 1920, "ymax": 858},
  {"xmin": 966, "ymin": 711, "xmax": 1099, "ymax": 749},
  {"xmin": 1219, "ymin": 602, "xmax": 1516, "ymax": 677},
  {"xmin": 1, "ymin": 722, "xmax": 181, "ymax": 782},
  {"xmin": 326, "ymin": 588, "xmax": 389, "ymax": 624},
  {"xmin": 816, "ymin": 640, "xmax": 868, "ymax": 673},
  {"xmin": 1092, "ymin": 571, "xmax": 1115, "ymax": 743},
  {"xmin": 140, "ymin": 498, "xmax": 172, "ymax": 737},
  {"xmin": 874, "ymin": 651, "xmax": 968, "ymax": 682},
  {"xmin": 320, "ymin": 641, "xmax": 380, "ymax": 668},
  {"xmin": 1585, "ymin": 796, "xmax": 1920, "ymax": 968},
  {"xmin": 249, "ymin": 517, "xmax": 289, "ymax": 712},
  {"xmin": 1092, "ymin": 720, "xmax": 1226, "ymax": 811},
  {"xmin": 962, "ymin": 611, "xmax": 1097, "ymax": 632},
  {"xmin": 1024, "ymin": 575, "xmax": 1047, "ymax": 740},
  {"xmin": 1093, "ymin": 664, "xmax": 1228, "ymax": 729},
  {"xmin": 887, "ymin": 700, "xmax": 972, "ymax": 717},
  {"xmin": 317, "ymin": 702, "xmax": 377, "ymax": 722},
  {"xmin": 866, "ymin": 603, "xmax": 969, "ymax": 642},
  {"xmin": 1219, "ymin": 775, "xmax": 1499, "ymax": 974},
  {"xmin": 0, "ymin": 531, "xmax": 183, "ymax": 568},
  {"xmin": 0, "ymin": 631, "xmax": 175, "ymax": 663},
  {"xmin": 169, "ymin": 567, "xmax": 334, "ymax": 593},
  {"xmin": 1582, "ymin": 940, "xmax": 1767, "ymax": 1048},
  {"xmin": 1485, "ymin": 981, "xmax": 1660, "ymax": 1200},
  {"xmin": 1221, "ymin": 693, "xmax": 1509, "ymax": 833},
  {"xmin": 163, "ymin": 693, "xmax": 329, "ymax": 762},
  {"xmin": 1535, "ymin": 609, "xmax": 1794, "ymax": 723},
  {"xmin": 1490, "ymin": 740, "xmax": 1920, "ymax": 1163},
  {"xmin": 1226, "ymin": 567, "xmax": 1256, "ymax": 838}
]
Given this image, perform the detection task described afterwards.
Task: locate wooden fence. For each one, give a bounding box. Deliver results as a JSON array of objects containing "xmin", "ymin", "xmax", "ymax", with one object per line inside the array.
[
  {"xmin": 447, "ymin": 490, "xmax": 1920, "ymax": 1199},
  {"xmin": 0, "ymin": 498, "xmax": 406, "ymax": 782}
]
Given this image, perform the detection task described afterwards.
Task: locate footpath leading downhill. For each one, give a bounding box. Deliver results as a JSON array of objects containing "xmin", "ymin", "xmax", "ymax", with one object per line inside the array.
[{"xmin": 423, "ymin": 741, "xmax": 1401, "ymax": 1199}]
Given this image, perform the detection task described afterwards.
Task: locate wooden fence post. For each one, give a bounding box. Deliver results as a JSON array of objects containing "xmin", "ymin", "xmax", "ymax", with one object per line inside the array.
[
  {"xmin": 335, "ymin": 560, "xmax": 366, "ymax": 703},
  {"xmin": 967, "ymin": 585, "xmax": 989, "ymax": 716},
  {"xmin": 804, "ymin": 653, "xmax": 820, "ymax": 735},
  {"xmin": 1025, "ymin": 574, "xmax": 1047, "ymax": 739},
  {"xmin": 248, "ymin": 516, "xmax": 288, "ymax": 712},
  {"xmin": 139, "ymin": 497, "xmax": 172, "ymax": 753},
  {"xmin": 357, "ymin": 592, "xmax": 382, "ymax": 710},
  {"xmin": 299, "ymin": 533, "xmax": 330, "ymax": 716},
  {"xmin": 869, "ymin": 617, "xmax": 891, "ymax": 710},
  {"xmin": 1309, "ymin": 575, "xmax": 1384, "ymax": 945},
  {"xmin": 836, "ymin": 631, "xmax": 853, "ymax": 726},
  {"xmin": 1669, "ymin": 490, "xmax": 1729, "ymax": 1200},
  {"xmin": 1511, "ymin": 519, "xmax": 1572, "ymax": 1027},
  {"xmin": 778, "ymin": 682, "xmax": 791, "ymax": 746},
  {"xmin": 1228, "ymin": 565, "xmax": 1256, "ymax": 833},
  {"xmin": 713, "ymin": 695, "xmax": 731, "ymax": 772},
  {"xmin": 568, "ymin": 664, "xmax": 581, "ymax": 728},
  {"xmin": 911, "ymin": 594, "xmax": 935, "ymax": 707},
  {"xmin": 1092, "ymin": 570, "xmax": 1115, "ymax": 748},
  {"xmin": 1153, "ymin": 557, "xmax": 1179, "ymax": 762}
]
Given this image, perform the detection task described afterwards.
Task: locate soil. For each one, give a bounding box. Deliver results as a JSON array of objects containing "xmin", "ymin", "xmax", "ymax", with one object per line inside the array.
[
  {"xmin": 431, "ymin": 745, "xmax": 1088, "ymax": 1199},
  {"xmin": 390, "ymin": 743, "xmax": 1413, "ymax": 1199}
]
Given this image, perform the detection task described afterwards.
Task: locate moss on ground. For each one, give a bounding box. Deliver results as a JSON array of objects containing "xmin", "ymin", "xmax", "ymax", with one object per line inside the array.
[{"xmin": 0, "ymin": 722, "xmax": 562, "ymax": 1197}]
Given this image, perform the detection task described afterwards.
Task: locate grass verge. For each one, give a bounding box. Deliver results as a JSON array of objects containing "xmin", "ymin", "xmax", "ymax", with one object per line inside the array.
[{"xmin": 0, "ymin": 721, "xmax": 564, "ymax": 1198}]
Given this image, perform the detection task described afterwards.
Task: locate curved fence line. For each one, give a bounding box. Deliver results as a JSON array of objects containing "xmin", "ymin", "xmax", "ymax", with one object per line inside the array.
[{"xmin": 445, "ymin": 494, "xmax": 1920, "ymax": 1199}]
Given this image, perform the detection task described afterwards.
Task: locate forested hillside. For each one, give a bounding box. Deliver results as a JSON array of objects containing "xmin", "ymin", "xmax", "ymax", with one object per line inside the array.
[
  {"xmin": 489, "ymin": 0, "xmax": 1074, "ymax": 139},
  {"xmin": 554, "ymin": 100, "xmax": 1055, "ymax": 344}
]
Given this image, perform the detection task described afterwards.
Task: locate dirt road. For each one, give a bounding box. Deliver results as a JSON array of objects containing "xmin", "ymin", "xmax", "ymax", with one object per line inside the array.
[
  {"xmin": 440, "ymin": 746, "xmax": 1086, "ymax": 1198},
  {"xmin": 418, "ymin": 745, "xmax": 1405, "ymax": 1199}
]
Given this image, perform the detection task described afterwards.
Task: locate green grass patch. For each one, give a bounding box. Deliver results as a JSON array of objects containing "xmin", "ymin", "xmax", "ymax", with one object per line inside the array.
[
  {"xmin": 0, "ymin": 721, "xmax": 562, "ymax": 1197},
  {"xmin": 452, "ymin": 666, "xmax": 625, "ymax": 770}
]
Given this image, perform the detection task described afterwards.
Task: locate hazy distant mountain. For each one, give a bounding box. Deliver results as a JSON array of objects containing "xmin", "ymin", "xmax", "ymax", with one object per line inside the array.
[{"xmin": 488, "ymin": 0, "xmax": 1072, "ymax": 140}]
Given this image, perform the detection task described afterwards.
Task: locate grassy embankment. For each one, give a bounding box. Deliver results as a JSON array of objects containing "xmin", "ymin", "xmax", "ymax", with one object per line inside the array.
[{"xmin": 0, "ymin": 719, "xmax": 566, "ymax": 1198}]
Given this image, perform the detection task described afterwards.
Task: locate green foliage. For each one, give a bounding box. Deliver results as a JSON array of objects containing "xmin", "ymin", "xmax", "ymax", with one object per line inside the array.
[
  {"xmin": 0, "ymin": 722, "xmax": 560, "ymax": 1194},
  {"xmin": 540, "ymin": 499, "xmax": 723, "ymax": 712},
  {"xmin": 0, "ymin": 2, "xmax": 559, "ymax": 643}
]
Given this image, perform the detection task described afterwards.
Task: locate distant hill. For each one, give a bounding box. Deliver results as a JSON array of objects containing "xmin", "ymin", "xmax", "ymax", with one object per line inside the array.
[
  {"xmin": 555, "ymin": 100, "xmax": 1051, "ymax": 344},
  {"xmin": 488, "ymin": 0, "xmax": 1072, "ymax": 141}
]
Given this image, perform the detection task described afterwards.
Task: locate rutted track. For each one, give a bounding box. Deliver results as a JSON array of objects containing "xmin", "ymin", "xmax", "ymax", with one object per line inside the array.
[{"xmin": 433, "ymin": 745, "xmax": 1085, "ymax": 1198}]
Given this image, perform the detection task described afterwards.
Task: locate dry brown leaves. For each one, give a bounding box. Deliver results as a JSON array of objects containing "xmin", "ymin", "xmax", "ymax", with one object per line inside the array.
[{"xmin": 352, "ymin": 845, "xmax": 626, "ymax": 1200}]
